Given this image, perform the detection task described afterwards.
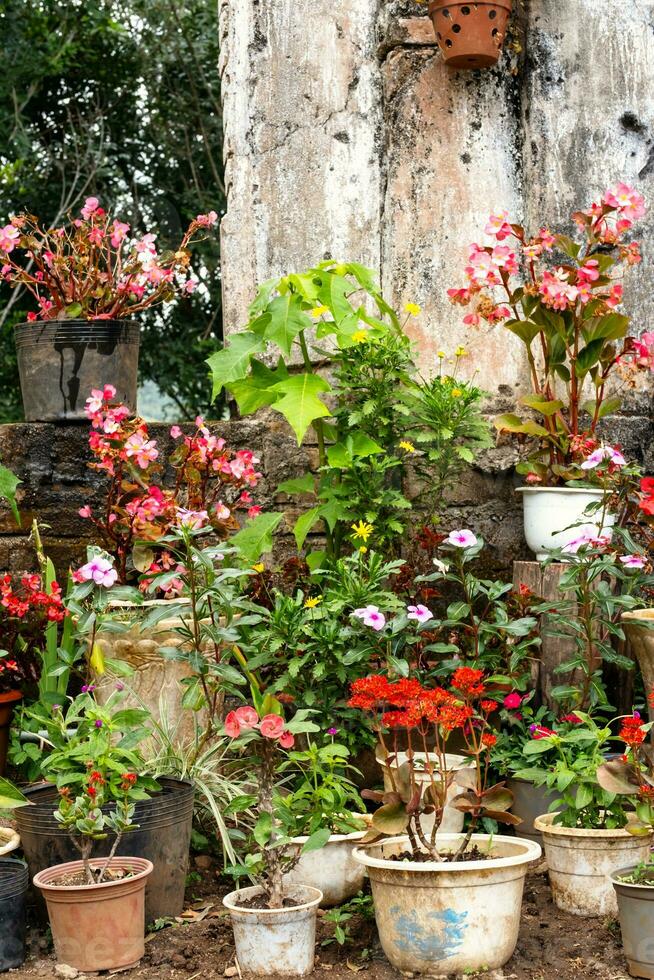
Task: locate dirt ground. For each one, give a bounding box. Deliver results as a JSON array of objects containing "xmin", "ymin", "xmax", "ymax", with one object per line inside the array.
[{"xmin": 12, "ymin": 862, "xmax": 633, "ymax": 980}]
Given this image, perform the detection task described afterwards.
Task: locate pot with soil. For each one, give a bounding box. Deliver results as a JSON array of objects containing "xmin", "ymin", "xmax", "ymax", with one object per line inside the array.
[
  {"xmin": 0, "ymin": 691, "xmax": 22, "ymax": 776},
  {"xmin": 612, "ymin": 864, "xmax": 654, "ymax": 980},
  {"xmin": 16, "ymin": 777, "xmax": 193, "ymax": 922},
  {"xmin": 283, "ymin": 827, "xmax": 368, "ymax": 907},
  {"xmin": 623, "ymin": 611, "xmax": 654, "ymax": 726},
  {"xmin": 377, "ymin": 749, "xmax": 473, "ymax": 834},
  {"xmin": 15, "ymin": 319, "xmax": 139, "ymax": 422},
  {"xmin": 353, "ymin": 833, "xmax": 541, "ymax": 974},
  {"xmin": 0, "ymin": 858, "xmax": 29, "ymax": 971},
  {"xmin": 516, "ymin": 486, "xmax": 615, "ymax": 561},
  {"xmin": 507, "ymin": 777, "xmax": 558, "ymax": 844},
  {"xmin": 223, "ymin": 884, "xmax": 323, "ymax": 976},
  {"xmin": 428, "ymin": 0, "xmax": 512, "ymax": 69},
  {"xmin": 34, "ymin": 857, "xmax": 152, "ymax": 972},
  {"xmin": 534, "ymin": 812, "xmax": 653, "ymax": 916}
]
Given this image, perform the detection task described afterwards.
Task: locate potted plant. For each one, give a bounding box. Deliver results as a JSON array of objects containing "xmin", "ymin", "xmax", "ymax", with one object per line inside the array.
[
  {"xmin": 428, "ymin": 0, "xmax": 513, "ymax": 70},
  {"xmin": 0, "ymin": 778, "xmax": 30, "ymax": 971},
  {"xmin": 594, "ymin": 723, "xmax": 654, "ymax": 977},
  {"xmin": 31, "ymin": 689, "xmax": 158, "ymax": 971},
  {"xmin": 221, "ymin": 694, "xmax": 325, "ymax": 977},
  {"xmin": 349, "ymin": 668, "xmax": 540, "ymax": 976},
  {"xmin": 447, "ymin": 183, "xmax": 652, "ymax": 559},
  {"xmin": 0, "ymin": 199, "xmax": 217, "ymax": 420},
  {"xmin": 0, "ymin": 571, "xmax": 67, "ymax": 774},
  {"xmin": 523, "ymin": 711, "xmax": 653, "ymax": 915},
  {"xmin": 621, "ymin": 480, "xmax": 654, "ymax": 726},
  {"xmin": 276, "ymin": 736, "xmax": 369, "ymax": 907}
]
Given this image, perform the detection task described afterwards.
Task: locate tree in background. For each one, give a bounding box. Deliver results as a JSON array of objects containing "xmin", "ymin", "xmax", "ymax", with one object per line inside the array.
[{"xmin": 0, "ymin": 0, "xmax": 224, "ymax": 421}]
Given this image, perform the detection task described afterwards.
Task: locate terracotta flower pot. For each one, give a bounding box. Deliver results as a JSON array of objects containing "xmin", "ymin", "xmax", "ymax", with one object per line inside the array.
[
  {"xmin": 0, "ymin": 691, "xmax": 22, "ymax": 776},
  {"xmin": 33, "ymin": 856, "xmax": 153, "ymax": 972},
  {"xmin": 428, "ymin": 0, "xmax": 513, "ymax": 69}
]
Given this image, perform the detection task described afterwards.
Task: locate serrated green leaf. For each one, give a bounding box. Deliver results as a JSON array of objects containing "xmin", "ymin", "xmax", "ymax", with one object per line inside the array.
[
  {"xmin": 263, "ymin": 294, "xmax": 312, "ymax": 356},
  {"xmin": 270, "ymin": 374, "xmax": 332, "ymax": 444},
  {"xmin": 277, "ymin": 474, "xmax": 316, "ymax": 496},
  {"xmin": 207, "ymin": 332, "xmax": 265, "ymax": 399},
  {"xmin": 230, "ymin": 512, "xmax": 283, "ymax": 561},
  {"xmin": 0, "ymin": 464, "xmax": 21, "ymax": 526}
]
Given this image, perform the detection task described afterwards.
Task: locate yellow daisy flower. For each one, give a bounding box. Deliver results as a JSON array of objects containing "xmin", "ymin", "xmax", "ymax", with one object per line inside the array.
[
  {"xmin": 311, "ymin": 305, "xmax": 328, "ymax": 319},
  {"xmin": 437, "ymin": 350, "xmax": 446, "ymax": 359},
  {"xmin": 252, "ymin": 563, "xmax": 265, "ymax": 573},
  {"xmin": 351, "ymin": 520, "xmax": 374, "ymax": 543},
  {"xmin": 399, "ymin": 440, "xmax": 416, "ymax": 453},
  {"xmin": 452, "ymin": 388, "xmax": 462, "ymax": 398},
  {"xmin": 304, "ymin": 596, "xmax": 323, "ymax": 609},
  {"xmin": 359, "ymin": 546, "xmax": 368, "ymax": 554},
  {"xmin": 404, "ymin": 302, "xmax": 421, "ymax": 317},
  {"xmin": 455, "ymin": 345, "xmax": 468, "ymax": 357},
  {"xmin": 352, "ymin": 330, "xmax": 368, "ymax": 344}
]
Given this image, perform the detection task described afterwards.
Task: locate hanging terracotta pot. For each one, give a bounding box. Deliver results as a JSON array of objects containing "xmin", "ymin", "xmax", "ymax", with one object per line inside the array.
[{"xmin": 428, "ymin": 0, "xmax": 513, "ymax": 69}]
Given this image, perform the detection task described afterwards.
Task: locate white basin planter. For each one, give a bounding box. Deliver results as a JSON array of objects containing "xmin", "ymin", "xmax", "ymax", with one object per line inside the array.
[
  {"xmin": 283, "ymin": 829, "xmax": 368, "ymax": 907},
  {"xmin": 517, "ymin": 486, "xmax": 614, "ymax": 561},
  {"xmin": 534, "ymin": 813, "xmax": 653, "ymax": 916},
  {"xmin": 377, "ymin": 750, "xmax": 474, "ymax": 834},
  {"xmin": 223, "ymin": 884, "xmax": 322, "ymax": 977},
  {"xmin": 353, "ymin": 834, "xmax": 541, "ymax": 975}
]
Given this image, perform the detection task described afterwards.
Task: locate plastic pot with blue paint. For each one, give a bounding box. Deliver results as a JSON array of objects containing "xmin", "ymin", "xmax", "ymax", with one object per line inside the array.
[{"xmin": 353, "ymin": 833, "xmax": 541, "ymax": 975}]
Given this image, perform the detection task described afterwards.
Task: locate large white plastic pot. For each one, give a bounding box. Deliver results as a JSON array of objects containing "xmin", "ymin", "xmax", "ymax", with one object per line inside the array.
[
  {"xmin": 223, "ymin": 884, "xmax": 322, "ymax": 976},
  {"xmin": 283, "ymin": 829, "xmax": 368, "ymax": 907},
  {"xmin": 353, "ymin": 833, "xmax": 541, "ymax": 975},
  {"xmin": 534, "ymin": 812, "xmax": 653, "ymax": 916},
  {"xmin": 377, "ymin": 750, "xmax": 473, "ymax": 834},
  {"xmin": 516, "ymin": 486, "xmax": 614, "ymax": 561}
]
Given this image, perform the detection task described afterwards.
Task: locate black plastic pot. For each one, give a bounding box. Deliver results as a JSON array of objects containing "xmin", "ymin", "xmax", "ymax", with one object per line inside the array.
[
  {"xmin": 0, "ymin": 859, "xmax": 28, "ymax": 971},
  {"xmin": 15, "ymin": 319, "xmax": 140, "ymax": 421},
  {"xmin": 16, "ymin": 777, "xmax": 193, "ymax": 923}
]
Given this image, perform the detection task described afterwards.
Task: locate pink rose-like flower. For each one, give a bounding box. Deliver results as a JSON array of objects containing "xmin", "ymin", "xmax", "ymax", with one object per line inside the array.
[
  {"xmin": 78, "ymin": 505, "xmax": 92, "ymax": 518},
  {"xmin": 620, "ymin": 554, "xmax": 646, "ymax": 569},
  {"xmin": 170, "ymin": 425, "xmax": 183, "ymax": 439},
  {"xmin": 407, "ymin": 604, "xmax": 433, "ymax": 624},
  {"xmin": 196, "ymin": 211, "xmax": 218, "ymax": 227},
  {"xmin": 235, "ymin": 706, "xmax": 259, "ymax": 729},
  {"xmin": 503, "ymin": 693, "xmax": 522, "ymax": 710},
  {"xmin": 81, "ymin": 197, "xmax": 100, "ymax": 220},
  {"xmin": 259, "ymin": 714, "xmax": 285, "ymax": 740},
  {"xmin": 224, "ymin": 711, "xmax": 241, "ymax": 738},
  {"xmin": 353, "ymin": 605, "xmax": 386, "ymax": 631},
  {"xmin": 279, "ymin": 730, "xmax": 295, "ymax": 749},
  {"xmin": 76, "ymin": 556, "xmax": 117, "ymax": 588},
  {"xmin": 446, "ymin": 529, "xmax": 478, "ymax": 549},
  {"xmin": 0, "ymin": 224, "xmax": 20, "ymax": 254}
]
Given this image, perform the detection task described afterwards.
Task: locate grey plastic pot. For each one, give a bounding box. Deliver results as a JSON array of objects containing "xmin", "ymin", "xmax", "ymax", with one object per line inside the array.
[
  {"xmin": 612, "ymin": 866, "xmax": 654, "ymax": 979},
  {"xmin": 15, "ymin": 319, "xmax": 139, "ymax": 421},
  {"xmin": 507, "ymin": 778, "xmax": 558, "ymax": 844},
  {"xmin": 0, "ymin": 858, "xmax": 28, "ymax": 971}
]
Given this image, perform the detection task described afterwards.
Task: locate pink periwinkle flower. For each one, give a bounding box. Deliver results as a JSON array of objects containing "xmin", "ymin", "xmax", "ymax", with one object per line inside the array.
[
  {"xmin": 76, "ymin": 556, "xmax": 118, "ymax": 588},
  {"xmin": 446, "ymin": 529, "xmax": 478, "ymax": 549},
  {"xmin": 407, "ymin": 604, "xmax": 433, "ymax": 624},
  {"xmin": 580, "ymin": 445, "xmax": 626, "ymax": 470},
  {"xmin": 620, "ymin": 554, "xmax": 647, "ymax": 569},
  {"xmin": 353, "ymin": 605, "xmax": 386, "ymax": 631}
]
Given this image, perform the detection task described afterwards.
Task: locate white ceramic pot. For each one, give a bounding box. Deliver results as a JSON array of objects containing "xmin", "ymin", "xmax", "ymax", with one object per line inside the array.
[
  {"xmin": 283, "ymin": 829, "xmax": 367, "ymax": 907},
  {"xmin": 516, "ymin": 486, "xmax": 614, "ymax": 561},
  {"xmin": 223, "ymin": 884, "xmax": 322, "ymax": 976},
  {"xmin": 353, "ymin": 834, "xmax": 541, "ymax": 975},
  {"xmin": 534, "ymin": 812, "xmax": 653, "ymax": 916},
  {"xmin": 377, "ymin": 750, "xmax": 473, "ymax": 834}
]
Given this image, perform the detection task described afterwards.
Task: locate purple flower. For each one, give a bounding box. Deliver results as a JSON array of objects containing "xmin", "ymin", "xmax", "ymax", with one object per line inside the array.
[
  {"xmin": 81, "ymin": 684, "xmax": 96, "ymax": 694},
  {"xmin": 76, "ymin": 556, "xmax": 117, "ymax": 588},
  {"xmin": 581, "ymin": 445, "xmax": 627, "ymax": 470},
  {"xmin": 94, "ymin": 719, "xmax": 103, "ymax": 728},
  {"xmin": 353, "ymin": 605, "xmax": 386, "ymax": 631},
  {"xmin": 327, "ymin": 727, "xmax": 339, "ymax": 736},
  {"xmin": 446, "ymin": 529, "xmax": 478, "ymax": 549},
  {"xmin": 52, "ymin": 704, "xmax": 61, "ymax": 711},
  {"xmin": 115, "ymin": 682, "xmax": 125, "ymax": 691},
  {"xmin": 407, "ymin": 603, "xmax": 433, "ymax": 624}
]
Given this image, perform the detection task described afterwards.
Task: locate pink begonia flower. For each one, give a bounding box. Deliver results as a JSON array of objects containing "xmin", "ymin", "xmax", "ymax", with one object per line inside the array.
[
  {"xmin": 353, "ymin": 605, "xmax": 386, "ymax": 631},
  {"xmin": 76, "ymin": 556, "xmax": 117, "ymax": 588},
  {"xmin": 464, "ymin": 312, "xmax": 481, "ymax": 327},
  {"xmin": 81, "ymin": 197, "xmax": 100, "ymax": 220},
  {"xmin": 224, "ymin": 711, "xmax": 241, "ymax": 738},
  {"xmin": 88, "ymin": 226, "xmax": 104, "ymax": 246},
  {"xmin": 26, "ymin": 312, "xmax": 38, "ymax": 322},
  {"xmin": 491, "ymin": 244, "xmax": 518, "ymax": 274},
  {"xmin": 239, "ymin": 490, "xmax": 253, "ymax": 505},
  {"xmin": 539, "ymin": 228, "xmax": 556, "ymax": 250},
  {"xmin": 539, "ymin": 269, "xmax": 579, "ymax": 311},
  {"xmin": 259, "ymin": 714, "xmax": 285, "ymax": 740},
  {"xmin": 170, "ymin": 425, "xmax": 183, "ymax": 439},
  {"xmin": 135, "ymin": 233, "xmax": 157, "ymax": 261},
  {"xmin": 503, "ymin": 693, "xmax": 522, "ymax": 710},
  {"xmin": 606, "ymin": 284, "xmax": 623, "ymax": 309},
  {"xmin": 407, "ymin": 604, "xmax": 433, "ymax": 624},
  {"xmin": 603, "ymin": 183, "xmax": 646, "ymax": 222},
  {"xmin": 124, "ymin": 432, "xmax": 159, "ymax": 469},
  {"xmin": 184, "ymin": 279, "xmax": 198, "ymax": 294},
  {"xmin": 634, "ymin": 332, "xmax": 654, "ymax": 370},
  {"xmin": 484, "ymin": 211, "xmax": 513, "ymax": 241},
  {"xmin": 214, "ymin": 502, "xmax": 231, "ymax": 521},
  {"xmin": 196, "ymin": 211, "xmax": 218, "ymax": 227},
  {"xmin": 577, "ymin": 259, "xmax": 600, "ymax": 283},
  {"xmin": 620, "ymin": 554, "xmax": 647, "ymax": 569},
  {"xmin": 465, "ymin": 244, "xmax": 502, "ymax": 287},
  {"xmin": 248, "ymin": 506, "xmax": 262, "ymax": 519},
  {"xmin": 110, "ymin": 221, "xmax": 130, "ymax": 248},
  {"xmin": 176, "ymin": 507, "xmax": 210, "ymax": 530},
  {"xmin": 0, "ymin": 224, "xmax": 19, "ymax": 253},
  {"xmin": 234, "ymin": 706, "xmax": 259, "ymax": 729},
  {"xmin": 446, "ymin": 529, "xmax": 478, "ymax": 549},
  {"xmin": 580, "ymin": 446, "xmax": 626, "ymax": 470},
  {"xmin": 279, "ymin": 730, "xmax": 295, "ymax": 749},
  {"xmin": 79, "ymin": 505, "xmax": 92, "ymax": 518}
]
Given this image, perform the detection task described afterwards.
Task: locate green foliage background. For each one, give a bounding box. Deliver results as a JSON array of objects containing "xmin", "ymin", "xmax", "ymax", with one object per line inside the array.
[{"xmin": 0, "ymin": 0, "xmax": 224, "ymax": 421}]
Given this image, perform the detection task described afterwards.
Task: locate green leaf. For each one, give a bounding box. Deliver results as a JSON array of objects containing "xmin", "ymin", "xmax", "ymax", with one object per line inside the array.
[
  {"xmin": 0, "ymin": 777, "xmax": 29, "ymax": 809},
  {"xmin": 575, "ymin": 338, "xmax": 605, "ymax": 377},
  {"xmin": 293, "ymin": 506, "xmax": 325, "ymax": 549},
  {"xmin": 229, "ymin": 357, "xmax": 288, "ymax": 416},
  {"xmin": 270, "ymin": 374, "xmax": 332, "ymax": 444},
  {"xmin": 371, "ymin": 802, "xmax": 410, "ymax": 835},
  {"xmin": 66, "ymin": 302, "xmax": 83, "ymax": 318},
  {"xmin": 494, "ymin": 413, "xmax": 549, "ymax": 438},
  {"xmin": 263, "ymin": 294, "xmax": 312, "ymax": 356},
  {"xmin": 520, "ymin": 395, "xmax": 564, "ymax": 417},
  {"xmin": 506, "ymin": 319, "xmax": 541, "ymax": 346},
  {"xmin": 581, "ymin": 396, "xmax": 621, "ymax": 420},
  {"xmin": 230, "ymin": 512, "xmax": 283, "ymax": 561},
  {"xmin": 253, "ymin": 812, "xmax": 272, "ymax": 847},
  {"xmin": 318, "ymin": 273, "xmax": 354, "ymax": 325},
  {"xmin": 575, "ymin": 783, "xmax": 594, "ymax": 810},
  {"xmin": 277, "ymin": 474, "xmax": 316, "ymax": 496},
  {"xmin": 301, "ymin": 827, "xmax": 331, "ymax": 854},
  {"xmin": 0, "ymin": 464, "xmax": 21, "ymax": 526},
  {"xmin": 207, "ymin": 332, "xmax": 265, "ymax": 399}
]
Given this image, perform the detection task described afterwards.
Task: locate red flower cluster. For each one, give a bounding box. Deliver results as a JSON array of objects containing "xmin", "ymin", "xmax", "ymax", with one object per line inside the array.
[
  {"xmin": 640, "ymin": 478, "xmax": 654, "ymax": 517},
  {"xmin": 1, "ymin": 574, "xmax": 65, "ymax": 621},
  {"xmin": 0, "ymin": 573, "xmax": 67, "ymax": 693},
  {"xmin": 620, "ymin": 716, "xmax": 647, "ymax": 747},
  {"xmin": 451, "ymin": 667, "xmax": 485, "ymax": 697}
]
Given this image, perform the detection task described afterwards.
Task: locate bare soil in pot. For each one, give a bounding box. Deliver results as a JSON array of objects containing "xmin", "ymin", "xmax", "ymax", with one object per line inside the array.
[{"xmin": 8, "ymin": 863, "xmax": 642, "ymax": 980}]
